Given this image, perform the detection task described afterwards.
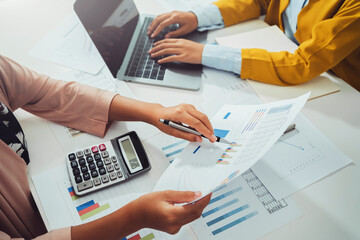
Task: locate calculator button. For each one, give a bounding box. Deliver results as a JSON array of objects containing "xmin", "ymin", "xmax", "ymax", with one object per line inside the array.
[
  {"xmin": 70, "ymin": 161, "xmax": 78, "ymax": 168},
  {"xmin": 91, "ymin": 170, "xmax": 99, "ymax": 178},
  {"xmin": 93, "ymin": 177, "xmax": 101, "ymax": 186},
  {"xmin": 91, "ymin": 146, "xmax": 99, "ymax": 153},
  {"xmin": 76, "ymin": 151, "xmax": 84, "ymax": 158},
  {"xmin": 83, "ymin": 172, "xmax": 91, "ymax": 181},
  {"xmin": 96, "ymin": 161, "xmax": 104, "ymax": 168},
  {"xmin": 104, "ymin": 157, "xmax": 111, "ymax": 165},
  {"xmin": 99, "ymin": 167, "xmax": 106, "ymax": 175},
  {"xmin": 84, "ymin": 148, "xmax": 92, "ymax": 156},
  {"xmin": 81, "ymin": 165, "xmax": 88, "ymax": 173},
  {"xmin": 86, "ymin": 156, "xmax": 94, "ymax": 163},
  {"xmin": 73, "ymin": 167, "xmax": 80, "ymax": 175},
  {"xmin": 94, "ymin": 153, "xmax": 101, "ymax": 161},
  {"xmin": 99, "ymin": 144, "xmax": 106, "ymax": 151},
  {"xmin": 75, "ymin": 175, "xmax": 82, "ymax": 184},
  {"xmin": 89, "ymin": 162, "xmax": 96, "ymax": 170},
  {"xmin": 111, "ymin": 156, "xmax": 117, "ymax": 163},
  {"xmin": 101, "ymin": 175, "xmax": 109, "ymax": 183},
  {"xmin": 101, "ymin": 151, "xmax": 109, "ymax": 158},
  {"xmin": 117, "ymin": 171, "xmax": 123, "ymax": 178},
  {"xmin": 109, "ymin": 172, "xmax": 117, "ymax": 181},
  {"xmin": 106, "ymin": 165, "xmax": 114, "ymax": 172},
  {"xmin": 78, "ymin": 158, "xmax": 86, "ymax": 165},
  {"xmin": 68, "ymin": 153, "xmax": 76, "ymax": 161},
  {"xmin": 77, "ymin": 180, "xmax": 93, "ymax": 192},
  {"xmin": 114, "ymin": 163, "xmax": 120, "ymax": 170}
]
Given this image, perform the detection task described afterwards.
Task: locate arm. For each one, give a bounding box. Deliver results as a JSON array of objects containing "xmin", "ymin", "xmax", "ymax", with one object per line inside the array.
[
  {"xmin": 241, "ymin": 8, "xmax": 360, "ymax": 85},
  {"xmin": 72, "ymin": 191, "xmax": 212, "ymax": 240}
]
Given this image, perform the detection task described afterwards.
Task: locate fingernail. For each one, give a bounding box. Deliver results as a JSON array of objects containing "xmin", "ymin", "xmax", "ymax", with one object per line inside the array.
[
  {"xmin": 196, "ymin": 136, "xmax": 202, "ymax": 142},
  {"xmin": 212, "ymin": 135, "xmax": 217, "ymax": 141},
  {"xmin": 194, "ymin": 191, "xmax": 202, "ymax": 198}
]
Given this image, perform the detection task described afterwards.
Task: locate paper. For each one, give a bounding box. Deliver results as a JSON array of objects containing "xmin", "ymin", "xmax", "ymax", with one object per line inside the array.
[
  {"xmin": 201, "ymin": 66, "xmax": 261, "ymax": 118},
  {"xmin": 251, "ymin": 114, "xmax": 353, "ymax": 200},
  {"xmin": 29, "ymin": 13, "xmax": 104, "ymax": 74},
  {"xmin": 215, "ymin": 26, "xmax": 340, "ymax": 101},
  {"xmin": 154, "ymin": 93, "xmax": 310, "ymax": 197},
  {"xmin": 191, "ymin": 169, "xmax": 302, "ymax": 240},
  {"xmin": 32, "ymin": 165, "xmax": 175, "ymax": 239}
]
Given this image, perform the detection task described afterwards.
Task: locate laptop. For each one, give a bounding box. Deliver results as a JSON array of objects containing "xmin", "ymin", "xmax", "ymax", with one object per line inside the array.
[{"xmin": 74, "ymin": 0, "xmax": 207, "ymax": 91}]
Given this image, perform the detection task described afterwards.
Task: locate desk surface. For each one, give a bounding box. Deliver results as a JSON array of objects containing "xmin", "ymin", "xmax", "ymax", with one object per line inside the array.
[{"xmin": 0, "ymin": 0, "xmax": 359, "ymax": 239}]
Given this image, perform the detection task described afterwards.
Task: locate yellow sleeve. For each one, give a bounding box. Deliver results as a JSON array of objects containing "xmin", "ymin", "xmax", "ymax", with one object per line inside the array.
[
  {"xmin": 213, "ymin": 0, "xmax": 271, "ymax": 26},
  {"xmin": 241, "ymin": 7, "xmax": 360, "ymax": 85}
]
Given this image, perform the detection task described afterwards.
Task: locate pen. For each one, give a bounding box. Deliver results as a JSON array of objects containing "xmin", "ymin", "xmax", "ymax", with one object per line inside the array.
[{"xmin": 159, "ymin": 119, "xmax": 231, "ymax": 144}]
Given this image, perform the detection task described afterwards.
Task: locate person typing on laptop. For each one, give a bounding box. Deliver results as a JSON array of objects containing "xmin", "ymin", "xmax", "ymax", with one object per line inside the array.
[
  {"xmin": 148, "ymin": 0, "xmax": 360, "ymax": 91},
  {"xmin": 0, "ymin": 55, "xmax": 214, "ymax": 240}
]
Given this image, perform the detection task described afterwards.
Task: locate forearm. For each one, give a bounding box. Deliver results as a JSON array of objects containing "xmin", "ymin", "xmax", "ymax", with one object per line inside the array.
[
  {"xmin": 109, "ymin": 95, "xmax": 162, "ymax": 125},
  {"xmin": 71, "ymin": 201, "xmax": 142, "ymax": 240}
]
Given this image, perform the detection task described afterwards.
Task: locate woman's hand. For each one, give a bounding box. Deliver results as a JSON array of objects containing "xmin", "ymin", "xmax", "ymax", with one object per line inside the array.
[
  {"xmin": 148, "ymin": 11, "xmax": 198, "ymax": 38},
  {"xmin": 132, "ymin": 191, "xmax": 212, "ymax": 234},
  {"xmin": 149, "ymin": 38, "xmax": 204, "ymax": 64},
  {"xmin": 150, "ymin": 103, "xmax": 216, "ymax": 143},
  {"xmin": 72, "ymin": 191, "xmax": 212, "ymax": 240}
]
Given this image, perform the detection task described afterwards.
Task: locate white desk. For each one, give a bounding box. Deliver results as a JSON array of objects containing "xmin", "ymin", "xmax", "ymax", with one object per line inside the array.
[{"xmin": 1, "ymin": 0, "xmax": 359, "ymax": 239}]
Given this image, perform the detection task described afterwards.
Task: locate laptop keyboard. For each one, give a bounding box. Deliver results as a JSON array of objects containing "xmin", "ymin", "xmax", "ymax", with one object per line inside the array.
[{"xmin": 125, "ymin": 17, "xmax": 177, "ymax": 81}]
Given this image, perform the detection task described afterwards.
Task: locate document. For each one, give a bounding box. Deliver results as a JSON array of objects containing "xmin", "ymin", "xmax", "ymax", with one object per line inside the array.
[
  {"xmin": 215, "ymin": 26, "xmax": 340, "ymax": 102},
  {"xmin": 154, "ymin": 93, "xmax": 310, "ymax": 198},
  {"xmin": 252, "ymin": 114, "xmax": 353, "ymax": 200},
  {"xmin": 29, "ymin": 13, "xmax": 104, "ymax": 74}
]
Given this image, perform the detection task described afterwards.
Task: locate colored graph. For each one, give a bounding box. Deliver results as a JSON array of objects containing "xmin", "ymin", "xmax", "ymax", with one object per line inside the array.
[
  {"xmin": 161, "ymin": 139, "xmax": 187, "ymax": 163},
  {"xmin": 217, "ymin": 142, "xmax": 241, "ymax": 165},
  {"xmin": 122, "ymin": 232, "xmax": 155, "ymax": 240},
  {"xmin": 241, "ymin": 108, "xmax": 266, "ymax": 133},
  {"xmin": 67, "ymin": 186, "xmax": 110, "ymax": 221},
  {"xmin": 213, "ymin": 129, "xmax": 230, "ymax": 138}
]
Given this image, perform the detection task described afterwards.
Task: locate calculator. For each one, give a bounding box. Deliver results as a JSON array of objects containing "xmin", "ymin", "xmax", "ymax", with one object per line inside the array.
[{"xmin": 66, "ymin": 131, "xmax": 151, "ymax": 196}]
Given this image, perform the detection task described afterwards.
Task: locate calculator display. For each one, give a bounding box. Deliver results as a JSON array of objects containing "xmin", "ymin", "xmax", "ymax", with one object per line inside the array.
[{"xmin": 118, "ymin": 136, "xmax": 143, "ymax": 174}]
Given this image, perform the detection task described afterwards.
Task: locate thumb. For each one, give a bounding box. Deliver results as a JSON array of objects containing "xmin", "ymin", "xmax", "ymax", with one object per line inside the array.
[{"xmin": 164, "ymin": 190, "xmax": 202, "ymax": 203}]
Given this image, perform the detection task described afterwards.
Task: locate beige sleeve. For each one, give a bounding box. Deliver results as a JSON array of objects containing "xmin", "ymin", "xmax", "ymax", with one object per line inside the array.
[{"xmin": 0, "ymin": 55, "xmax": 116, "ymax": 137}]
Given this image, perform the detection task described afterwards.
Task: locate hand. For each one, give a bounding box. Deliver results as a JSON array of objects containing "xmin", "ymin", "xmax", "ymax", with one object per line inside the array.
[
  {"xmin": 151, "ymin": 103, "xmax": 216, "ymax": 143},
  {"xmin": 149, "ymin": 38, "xmax": 204, "ymax": 64},
  {"xmin": 148, "ymin": 11, "xmax": 198, "ymax": 38},
  {"xmin": 132, "ymin": 191, "xmax": 212, "ymax": 234}
]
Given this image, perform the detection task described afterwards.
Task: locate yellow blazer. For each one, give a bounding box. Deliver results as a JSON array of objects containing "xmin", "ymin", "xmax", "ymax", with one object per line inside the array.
[{"xmin": 213, "ymin": 0, "xmax": 360, "ymax": 91}]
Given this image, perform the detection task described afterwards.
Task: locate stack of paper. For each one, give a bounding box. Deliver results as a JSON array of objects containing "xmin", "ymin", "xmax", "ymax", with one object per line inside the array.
[{"xmin": 215, "ymin": 25, "xmax": 340, "ymax": 102}]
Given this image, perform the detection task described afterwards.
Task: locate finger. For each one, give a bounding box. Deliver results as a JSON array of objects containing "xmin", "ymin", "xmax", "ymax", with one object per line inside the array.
[
  {"xmin": 151, "ymin": 18, "xmax": 176, "ymax": 38},
  {"xmin": 158, "ymin": 55, "xmax": 182, "ymax": 64},
  {"xmin": 148, "ymin": 14, "xmax": 168, "ymax": 34},
  {"xmin": 175, "ymin": 193, "xmax": 212, "ymax": 224},
  {"xmin": 153, "ymin": 38, "xmax": 179, "ymax": 47},
  {"xmin": 162, "ymin": 125, "xmax": 202, "ymax": 142},
  {"xmin": 150, "ymin": 48, "xmax": 181, "ymax": 58},
  {"xmin": 186, "ymin": 109, "xmax": 216, "ymax": 142},
  {"xmin": 164, "ymin": 190, "xmax": 202, "ymax": 203},
  {"xmin": 149, "ymin": 42, "xmax": 179, "ymax": 54}
]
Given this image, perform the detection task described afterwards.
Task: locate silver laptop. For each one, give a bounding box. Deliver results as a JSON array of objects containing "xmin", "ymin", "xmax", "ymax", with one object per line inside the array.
[{"xmin": 74, "ymin": 0, "xmax": 206, "ymax": 91}]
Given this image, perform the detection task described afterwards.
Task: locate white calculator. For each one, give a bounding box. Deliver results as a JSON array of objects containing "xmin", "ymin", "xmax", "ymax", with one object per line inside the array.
[{"xmin": 66, "ymin": 131, "xmax": 151, "ymax": 196}]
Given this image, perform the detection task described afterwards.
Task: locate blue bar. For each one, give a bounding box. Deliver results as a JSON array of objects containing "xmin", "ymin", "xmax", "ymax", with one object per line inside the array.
[
  {"xmin": 161, "ymin": 140, "xmax": 187, "ymax": 151},
  {"xmin": 207, "ymin": 204, "xmax": 249, "ymax": 226},
  {"xmin": 214, "ymin": 129, "xmax": 230, "ymax": 138},
  {"xmin": 193, "ymin": 146, "xmax": 201, "ymax": 154},
  {"xmin": 213, "ymin": 184, "xmax": 227, "ymax": 193},
  {"xmin": 202, "ymin": 198, "xmax": 239, "ymax": 218},
  {"xmin": 68, "ymin": 187, "xmax": 74, "ymax": 193},
  {"xmin": 268, "ymin": 104, "xmax": 292, "ymax": 114},
  {"xmin": 212, "ymin": 211, "xmax": 258, "ymax": 235},
  {"xmin": 224, "ymin": 112, "xmax": 231, "ymax": 119},
  {"xmin": 165, "ymin": 148, "xmax": 185, "ymax": 157},
  {"xmin": 76, "ymin": 200, "xmax": 95, "ymax": 212},
  {"xmin": 209, "ymin": 186, "xmax": 242, "ymax": 205}
]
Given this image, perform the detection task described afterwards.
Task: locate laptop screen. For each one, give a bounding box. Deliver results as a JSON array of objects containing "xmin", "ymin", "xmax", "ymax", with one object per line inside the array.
[{"xmin": 74, "ymin": 0, "xmax": 139, "ymax": 77}]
